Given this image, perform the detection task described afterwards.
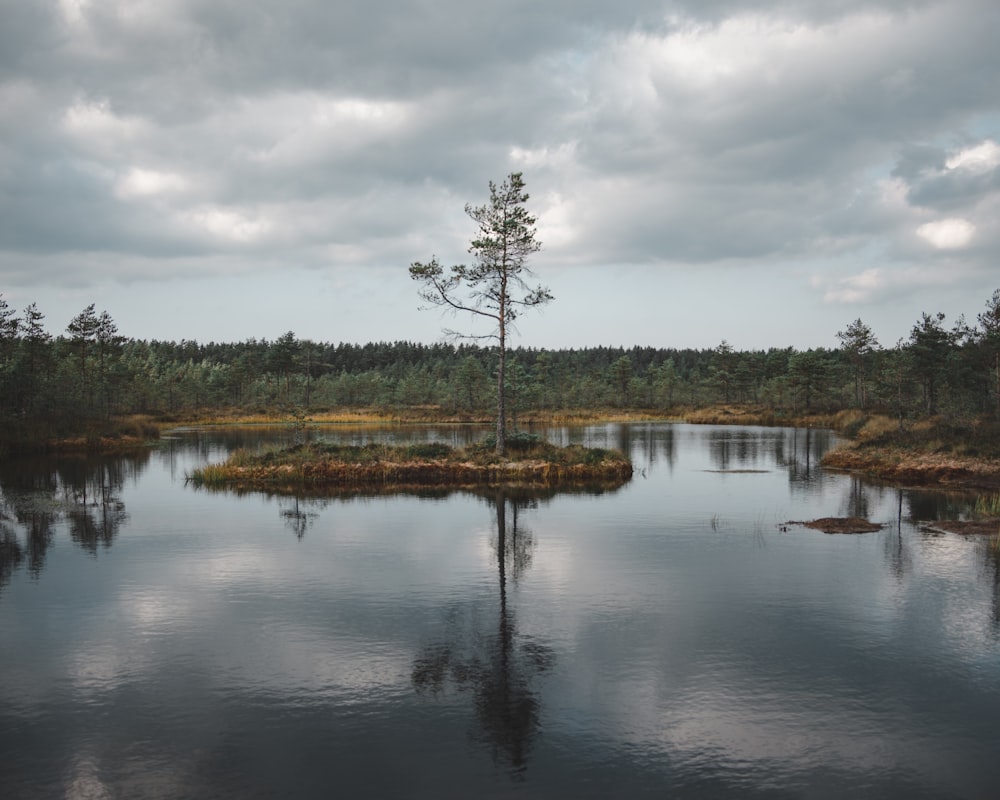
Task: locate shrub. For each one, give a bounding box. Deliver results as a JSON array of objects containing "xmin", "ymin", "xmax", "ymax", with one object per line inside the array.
[
  {"xmin": 405, "ymin": 442, "xmax": 454, "ymax": 459},
  {"xmin": 832, "ymin": 409, "xmax": 867, "ymax": 438}
]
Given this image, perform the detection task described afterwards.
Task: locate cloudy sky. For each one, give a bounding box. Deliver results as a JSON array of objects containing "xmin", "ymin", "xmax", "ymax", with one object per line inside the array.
[{"xmin": 1, "ymin": 0, "xmax": 998, "ymax": 350}]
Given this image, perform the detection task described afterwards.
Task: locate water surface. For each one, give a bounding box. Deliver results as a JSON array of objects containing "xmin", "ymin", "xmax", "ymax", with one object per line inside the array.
[{"xmin": 1, "ymin": 423, "xmax": 998, "ymax": 798}]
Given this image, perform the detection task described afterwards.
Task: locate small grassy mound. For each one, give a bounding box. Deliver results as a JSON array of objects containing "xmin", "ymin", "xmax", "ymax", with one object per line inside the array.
[
  {"xmin": 786, "ymin": 517, "xmax": 884, "ymax": 534},
  {"xmin": 189, "ymin": 438, "xmax": 632, "ymax": 493}
]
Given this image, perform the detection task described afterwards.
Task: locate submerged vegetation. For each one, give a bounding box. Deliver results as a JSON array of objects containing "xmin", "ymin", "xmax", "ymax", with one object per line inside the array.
[
  {"xmin": 189, "ymin": 437, "xmax": 632, "ymax": 494},
  {"xmin": 917, "ymin": 493, "xmax": 1000, "ymax": 536},
  {"xmin": 786, "ymin": 517, "xmax": 885, "ymax": 534}
]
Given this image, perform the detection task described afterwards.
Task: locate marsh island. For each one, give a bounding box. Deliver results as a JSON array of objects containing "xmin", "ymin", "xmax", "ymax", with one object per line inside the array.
[{"xmin": 189, "ymin": 435, "xmax": 633, "ymax": 494}]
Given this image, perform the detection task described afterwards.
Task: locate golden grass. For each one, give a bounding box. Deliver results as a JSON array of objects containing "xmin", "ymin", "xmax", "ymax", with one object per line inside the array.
[
  {"xmin": 170, "ymin": 408, "xmax": 403, "ymax": 426},
  {"xmin": 831, "ymin": 408, "xmax": 866, "ymax": 430},
  {"xmin": 189, "ymin": 440, "xmax": 633, "ymax": 493},
  {"xmin": 161, "ymin": 403, "xmax": 876, "ymax": 431},
  {"xmin": 820, "ymin": 413, "xmax": 1000, "ymax": 492},
  {"xmin": 855, "ymin": 414, "xmax": 900, "ymax": 442},
  {"xmin": 676, "ymin": 405, "xmax": 780, "ymax": 426},
  {"xmin": 975, "ymin": 493, "xmax": 1000, "ymax": 517},
  {"xmin": 821, "ymin": 447, "xmax": 1000, "ymax": 491},
  {"xmin": 677, "ymin": 405, "xmax": 846, "ymax": 428},
  {"xmin": 166, "ymin": 406, "xmax": 681, "ymax": 427}
]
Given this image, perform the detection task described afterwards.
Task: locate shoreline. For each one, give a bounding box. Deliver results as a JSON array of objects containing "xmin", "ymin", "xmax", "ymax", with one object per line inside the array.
[
  {"xmin": 11, "ymin": 406, "xmax": 1000, "ymax": 497},
  {"xmin": 821, "ymin": 448, "xmax": 1000, "ymax": 493},
  {"xmin": 191, "ymin": 460, "xmax": 635, "ymax": 495}
]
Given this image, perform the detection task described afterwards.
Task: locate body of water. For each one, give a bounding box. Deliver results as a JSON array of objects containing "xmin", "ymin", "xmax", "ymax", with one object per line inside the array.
[{"xmin": 1, "ymin": 423, "xmax": 998, "ymax": 798}]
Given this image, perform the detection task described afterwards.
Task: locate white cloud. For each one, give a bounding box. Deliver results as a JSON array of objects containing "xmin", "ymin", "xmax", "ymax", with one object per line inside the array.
[
  {"xmin": 818, "ymin": 268, "xmax": 885, "ymax": 304},
  {"xmin": 62, "ymin": 98, "xmax": 149, "ymax": 159},
  {"xmin": 115, "ymin": 167, "xmax": 189, "ymax": 198},
  {"xmin": 814, "ymin": 262, "xmax": 970, "ymax": 306},
  {"xmin": 510, "ymin": 142, "xmax": 578, "ymax": 171},
  {"xmin": 945, "ymin": 140, "xmax": 1000, "ymax": 173},
  {"xmin": 245, "ymin": 93, "xmax": 415, "ymax": 169},
  {"xmin": 916, "ymin": 218, "xmax": 975, "ymax": 249},
  {"xmin": 58, "ymin": 0, "xmax": 89, "ymax": 27},
  {"xmin": 187, "ymin": 207, "xmax": 272, "ymax": 243}
]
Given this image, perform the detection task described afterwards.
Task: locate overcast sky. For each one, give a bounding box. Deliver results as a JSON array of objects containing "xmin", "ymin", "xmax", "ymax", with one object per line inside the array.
[{"xmin": 1, "ymin": 0, "xmax": 998, "ymax": 351}]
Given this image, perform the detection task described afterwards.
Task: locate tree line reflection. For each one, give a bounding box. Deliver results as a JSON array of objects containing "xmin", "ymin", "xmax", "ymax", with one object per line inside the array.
[
  {"xmin": 550, "ymin": 421, "xmax": 837, "ymax": 489},
  {"xmin": 0, "ymin": 452, "xmax": 148, "ymax": 589}
]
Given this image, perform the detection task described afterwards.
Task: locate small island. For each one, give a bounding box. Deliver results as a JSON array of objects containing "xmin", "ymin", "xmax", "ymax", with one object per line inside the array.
[
  {"xmin": 785, "ymin": 517, "xmax": 885, "ymax": 534},
  {"xmin": 189, "ymin": 436, "xmax": 633, "ymax": 494}
]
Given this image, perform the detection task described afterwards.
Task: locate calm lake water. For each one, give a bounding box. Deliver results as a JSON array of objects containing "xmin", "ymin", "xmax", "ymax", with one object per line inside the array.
[{"xmin": 2, "ymin": 423, "xmax": 999, "ymax": 799}]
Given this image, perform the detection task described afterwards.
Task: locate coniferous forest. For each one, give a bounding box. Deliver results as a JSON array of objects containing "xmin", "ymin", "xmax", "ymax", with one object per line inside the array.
[{"xmin": 1, "ymin": 289, "xmax": 999, "ymax": 450}]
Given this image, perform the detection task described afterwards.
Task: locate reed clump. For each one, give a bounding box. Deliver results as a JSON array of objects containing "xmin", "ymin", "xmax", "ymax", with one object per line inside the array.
[
  {"xmin": 189, "ymin": 437, "xmax": 632, "ymax": 493},
  {"xmin": 974, "ymin": 493, "xmax": 1000, "ymax": 518}
]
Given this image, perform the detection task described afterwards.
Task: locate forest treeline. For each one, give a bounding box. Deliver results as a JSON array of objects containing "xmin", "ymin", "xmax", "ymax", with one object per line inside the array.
[{"xmin": 1, "ymin": 289, "xmax": 999, "ymax": 448}]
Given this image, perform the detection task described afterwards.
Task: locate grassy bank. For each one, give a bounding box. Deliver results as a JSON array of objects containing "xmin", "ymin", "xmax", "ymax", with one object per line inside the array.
[
  {"xmin": 189, "ymin": 436, "xmax": 633, "ymax": 494},
  {"xmin": 821, "ymin": 414, "xmax": 1000, "ymax": 491},
  {"xmin": 160, "ymin": 403, "xmax": 857, "ymax": 429},
  {"xmin": 161, "ymin": 406, "xmax": 680, "ymax": 427},
  {"xmin": 0, "ymin": 402, "xmax": 828, "ymax": 455},
  {"xmin": 2, "ymin": 414, "xmax": 161, "ymax": 454}
]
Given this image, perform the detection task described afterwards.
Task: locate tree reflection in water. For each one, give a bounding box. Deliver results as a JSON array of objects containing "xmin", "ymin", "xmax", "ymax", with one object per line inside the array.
[
  {"xmin": 412, "ymin": 487, "xmax": 555, "ymax": 777},
  {"xmin": 66, "ymin": 460, "xmax": 130, "ymax": 554},
  {"xmin": 0, "ymin": 452, "xmax": 147, "ymax": 587},
  {"xmin": 279, "ymin": 496, "xmax": 320, "ymax": 539},
  {"xmin": 1, "ymin": 497, "xmax": 56, "ymax": 585},
  {"xmin": 0, "ymin": 527, "xmax": 24, "ymax": 587},
  {"xmin": 975, "ymin": 532, "xmax": 1000, "ymax": 633},
  {"xmin": 883, "ymin": 489, "xmax": 912, "ymax": 585}
]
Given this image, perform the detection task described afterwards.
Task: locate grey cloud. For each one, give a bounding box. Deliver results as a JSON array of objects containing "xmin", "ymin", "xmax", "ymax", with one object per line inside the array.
[
  {"xmin": 0, "ymin": 0, "xmax": 998, "ymax": 302},
  {"xmin": 904, "ymin": 155, "xmax": 1000, "ymax": 212}
]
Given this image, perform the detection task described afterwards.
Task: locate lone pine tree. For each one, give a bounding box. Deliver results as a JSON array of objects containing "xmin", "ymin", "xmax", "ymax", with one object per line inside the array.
[{"xmin": 410, "ymin": 172, "xmax": 552, "ymax": 455}]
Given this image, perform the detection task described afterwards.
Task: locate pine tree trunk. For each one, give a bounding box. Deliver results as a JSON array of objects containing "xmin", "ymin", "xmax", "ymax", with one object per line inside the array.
[
  {"xmin": 994, "ymin": 350, "xmax": 999, "ymax": 421},
  {"xmin": 496, "ymin": 325, "xmax": 506, "ymax": 456},
  {"xmin": 495, "ymin": 275, "xmax": 508, "ymax": 456}
]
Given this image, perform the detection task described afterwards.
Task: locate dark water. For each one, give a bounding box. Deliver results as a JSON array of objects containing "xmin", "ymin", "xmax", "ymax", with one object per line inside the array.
[{"xmin": 2, "ymin": 423, "xmax": 999, "ymax": 799}]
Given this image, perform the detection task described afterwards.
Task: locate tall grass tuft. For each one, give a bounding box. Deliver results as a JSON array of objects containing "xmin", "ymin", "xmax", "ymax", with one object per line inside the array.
[
  {"xmin": 116, "ymin": 415, "xmax": 161, "ymax": 439},
  {"xmin": 855, "ymin": 415, "xmax": 899, "ymax": 442},
  {"xmin": 189, "ymin": 464, "xmax": 229, "ymax": 487},
  {"xmin": 831, "ymin": 409, "xmax": 867, "ymax": 437},
  {"xmin": 974, "ymin": 493, "xmax": 1000, "ymax": 518}
]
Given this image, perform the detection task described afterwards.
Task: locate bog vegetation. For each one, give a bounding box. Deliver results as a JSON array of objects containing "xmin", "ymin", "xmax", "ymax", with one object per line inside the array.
[
  {"xmin": 189, "ymin": 435, "xmax": 633, "ymax": 493},
  {"xmin": 1, "ymin": 289, "xmax": 1000, "ymax": 452}
]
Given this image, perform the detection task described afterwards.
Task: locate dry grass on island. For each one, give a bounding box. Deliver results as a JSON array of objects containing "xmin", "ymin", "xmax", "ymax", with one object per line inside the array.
[
  {"xmin": 820, "ymin": 414, "xmax": 1000, "ymax": 492},
  {"xmin": 189, "ymin": 433, "xmax": 633, "ymax": 494}
]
